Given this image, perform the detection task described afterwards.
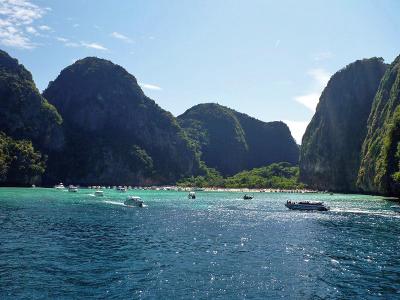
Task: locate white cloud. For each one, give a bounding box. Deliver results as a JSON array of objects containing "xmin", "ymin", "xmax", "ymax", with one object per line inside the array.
[
  {"xmin": 139, "ymin": 83, "xmax": 162, "ymax": 91},
  {"xmin": 314, "ymin": 51, "xmax": 333, "ymax": 61},
  {"xmin": 284, "ymin": 120, "xmax": 310, "ymax": 144},
  {"xmin": 56, "ymin": 36, "xmax": 68, "ymax": 42},
  {"xmin": 26, "ymin": 26, "xmax": 37, "ymax": 34},
  {"xmin": 81, "ymin": 42, "xmax": 108, "ymax": 51},
  {"xmin": 56, "ymin": 37, "xmax": 108, "ymax": 51},
  {"xmin": 65, "ymin": 41, "xmax": 79, "ymax": 47},
  {"xmin": 294, "ymin": 93, "xmax": 321, "ymax": 112},
  {"xmin": 294, "ymin": 68, "xmax": 331, "ymax": 112},
  {"xmin": 307, "ymin": 68, "xmax": 330, "ymax": 87},
  {"xmin": 38, "ymin": 25, "xmax": 51, "ymax": 31},
  {"xmin": 0, "ymin": 0, "xmax": 48, "ymax": 49},
  {"xmin": 111, "ymin": 31, "xmax": 132, "ymax": 43}
]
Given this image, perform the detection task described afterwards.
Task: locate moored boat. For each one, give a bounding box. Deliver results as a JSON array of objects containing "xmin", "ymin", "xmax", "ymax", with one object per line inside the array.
[
  {"xmin": 95, "ymin": 190, "xmax": 104, "ymax": 197},
  {"xmin": 124, "ymin": 196, "xmax": 144, "ymax": 207},
  {"xmin": 285, "ymin": 200, "xmax": 329, "ymax": 211},
  {"xmin": 117, "ymin": 186, "xmax": 127, "ymax": 192},
  {"xmin": 188, "ymin": 192, "xmax": 196, "ymax": 199},
  {"xmin": 243, "ymin": 194, "xmax": 253, "ymax": 200},
  {"xmin": 54, "ymin": 183, "xmax": 65, "ymax": 189},
  {"xmin": 68, "ymin": 185, "xmax": 78, "ymax": 192}
]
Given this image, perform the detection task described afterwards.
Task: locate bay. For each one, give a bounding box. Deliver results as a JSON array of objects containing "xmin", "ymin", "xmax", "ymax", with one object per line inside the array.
[{"xmin": 1, "ymin": 188, "xmax": 400, "ymax": 299}]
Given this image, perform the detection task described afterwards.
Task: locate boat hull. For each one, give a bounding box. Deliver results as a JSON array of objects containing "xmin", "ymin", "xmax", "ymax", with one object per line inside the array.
[
  {"xmin": 124, "ymin": 200, "xmax": 143, "ymax": 207},
  {"xmin": 285, "ymin": 203, "xmax": 329, "ymax": 211}
]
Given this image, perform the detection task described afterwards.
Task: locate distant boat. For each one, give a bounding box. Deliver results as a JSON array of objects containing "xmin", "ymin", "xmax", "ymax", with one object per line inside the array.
[
  {"xmin": 117, "ymin": 186, "xmax": 127, "ymax": 192},
  {"xmin": 54, "ymin": 183, "xmax": 65, "ymax": 189},
  {"xmin": 68, "ymin": 185, "xmax": 78, "ymax": 192},
  {"xmin": 243, "ymin": 195, "xmax": 253, "ymax": 200},
  {"xmin": 95, "ymin": 190, "xmax": 104, "ymax": 197},
  {"xmin": 124, "ymin": 196, "xmax": 144, "ymax": 207},
  {"xmin": 31, "ymin": 184, "xmax": 36, "ymax": 188},
  {"xmin": 391, "ymin": 205, "xmax": 400, "ymax": 213},
  {"xmin": 188, "ymin": 192, "xmax": 196, "ymax": 199},
  {"xmin": 285, "ymin": 200, "xmax": 329, "ymax": 211}
]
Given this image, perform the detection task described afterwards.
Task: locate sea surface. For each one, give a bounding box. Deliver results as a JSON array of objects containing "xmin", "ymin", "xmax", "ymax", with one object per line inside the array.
[{"xmin": 1, "ymin": 188, "xmax": 400, "ymax": 299}]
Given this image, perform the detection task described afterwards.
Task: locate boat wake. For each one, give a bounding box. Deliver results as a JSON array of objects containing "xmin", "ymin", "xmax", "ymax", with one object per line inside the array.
[
  {"xmin": 103, "ymin": 200, "xmax": 148, "ymax": 208},
  {"xmin": 104, "ymin": 200, "xmax": 125, "ymax": 206},
  {"xmin": 331, "ymin": 208, "xmax": 400, "ymax": 218}
]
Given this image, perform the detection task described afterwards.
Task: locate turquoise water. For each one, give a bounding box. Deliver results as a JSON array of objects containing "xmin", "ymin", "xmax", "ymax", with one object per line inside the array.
[{"xmin": 1, "ymin": 188, "xmax": 400, "ymax": 299}]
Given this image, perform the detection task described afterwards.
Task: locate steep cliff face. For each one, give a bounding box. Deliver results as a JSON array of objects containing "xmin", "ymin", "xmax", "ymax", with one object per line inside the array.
[
  {"xmin": 0, "ymin": 50, "xmax": 62, "ymax": 185},
  {"xmin": 178, "ymin": 103, "xmax": 299, "ymax": 175},
  {"xmin": 300, "ymin": 58, "xmax": 387, "ymax": 192},
  {"xmin": 43, "ymin": 57, "xmax": 199, "ymax": 185},
  {"xmin": 357, "ymin": 55, "xmax": 400, "ymax": 195},
  {"xmin": 0, "ymin": 50, "xmax": 62, "ymax": 149}
]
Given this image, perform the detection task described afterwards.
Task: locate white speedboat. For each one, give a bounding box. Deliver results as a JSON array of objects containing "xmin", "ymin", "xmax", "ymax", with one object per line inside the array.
[
  {"xmin": 68, "ymin": 185, "xmax": 78, "ymax": 192},
  {"xmin": 188, "ymin": 192, "xmax": 196, "ymax": 199},
  {"xmin": 54, "ymin": 183, "xmax": 65, "ymax": 189},
  {"xmin": 124, "ymin": 196, "xmax": 144, "ymax": 207},
  {"xmin": 391, "ymin": 205, "xmax": 400, "ymax": 213},
  {"xmin": 117, "ymin": 186, "xmax": 127, "ymax": 192},
  {"xmin": 285, "ymin": 200, "xmax": 329, "ymax": 211},
  {"xmin": 95, "ymin": 190, "xmax": 104, "ymax": 197}
]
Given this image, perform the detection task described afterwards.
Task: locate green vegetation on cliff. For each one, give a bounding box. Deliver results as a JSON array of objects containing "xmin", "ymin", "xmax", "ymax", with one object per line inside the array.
[
  {"xmin": 0, "ymin": 50, "xmax": 62, "ymax": 185},
  {"xmin": 358, "ymin": 55, "xmax": 400, "ymax": 195},
  {"xmin": 178, "ymin": 162, "xmax": 304, "ymax": 189},
  {"xmin": 178, "ymin": 103, "xmax": 299, "ymax": 176},
  {"xmin": 0, "ymin": 50, "xmax": 62, "ymax": 149},
  {"xmin": 43, "ymin": 57, "xmax": 200, "ymax": 185},
  {"xmin": 300, "ymin": 58, "xmax": 387, "ymax": 192},
  {"xmin": 0, "ymin": 132, "xmax": 45, "ymax": 186}
]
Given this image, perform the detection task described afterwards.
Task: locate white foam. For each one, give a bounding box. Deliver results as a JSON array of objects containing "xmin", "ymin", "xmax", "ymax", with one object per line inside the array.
[
  {"xmin": 104, "ymin": 200, "xmax": 125, "ymax": 206},
  {"xmin": 332, "ymin": 208, "xmax": 400, "ymax": 218}
]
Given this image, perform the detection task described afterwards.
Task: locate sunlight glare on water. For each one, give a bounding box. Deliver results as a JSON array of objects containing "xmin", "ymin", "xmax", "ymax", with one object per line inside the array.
[{"xmin": 1, "ymin": 188, "xmax": 400, "ymax": 299}]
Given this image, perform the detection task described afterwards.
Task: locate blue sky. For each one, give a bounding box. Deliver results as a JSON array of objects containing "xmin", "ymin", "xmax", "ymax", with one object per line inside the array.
[{"xmin": 1, "ymin": 0, "xmax": 400, "ymax": 143}]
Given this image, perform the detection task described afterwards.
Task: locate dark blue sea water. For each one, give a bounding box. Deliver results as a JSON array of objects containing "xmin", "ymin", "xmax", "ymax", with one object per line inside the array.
[{"xmin": 1, "ymin": 188, "xmax": 400, "ymax": 299}]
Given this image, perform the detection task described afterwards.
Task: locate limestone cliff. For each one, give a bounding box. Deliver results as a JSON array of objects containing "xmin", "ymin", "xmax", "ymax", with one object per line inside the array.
[
  {"xmin": 43, "ymin": 57, "xmax": 199, "ymax": 185},
  {"xmin": 300, "ymin": 58, "xmax": 387, "ymax": 192}
]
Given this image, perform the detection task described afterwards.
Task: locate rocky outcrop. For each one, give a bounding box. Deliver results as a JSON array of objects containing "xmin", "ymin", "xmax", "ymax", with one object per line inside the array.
[
  {"xmin": 178, "ymin": 103, "xmax": 299, "ymax": 175},
  {"xmin": 0, "ymin": 50, "xmax": 62, "ymax": 149},
  {"xmin": 300, "ymin": 58, "xmax": 387, "ymax": 192},
  {"xmin": 357, "ymin": 55, "xmax": 400, "ymax": 195},
  {"xmin": 43, "ymin": 57, "xmax": 200, "ymax": 185},
  {"xmin": 0, "ymin": 50, "xmax": 62, "ymax": 185}
]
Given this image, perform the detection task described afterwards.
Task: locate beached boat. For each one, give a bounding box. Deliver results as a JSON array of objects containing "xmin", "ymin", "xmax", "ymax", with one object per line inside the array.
[
  {"xmin": 95, "ymin": 190, "xmax": 104, "ymax": 197},
  {"xmin": 188, "ymin": 192, "xmax": 196, "ymax": 199},
  {"xmin": 124, "ymin": 196, "xmax": 144, "ymax": 207},
  {"xmin": 243, "ymin": 195, "xmax": 253, "ymax": 200},
  {"xmin": 68, "ymin": 185, "xmax": 78, "ymax": 192},
  {"xmin": 285, "ymin": 200, "xmax": 329, "ymax": 211},
  {"xmin": 54, "ymin": 183, "xmax": 65, "ymax": 189}
]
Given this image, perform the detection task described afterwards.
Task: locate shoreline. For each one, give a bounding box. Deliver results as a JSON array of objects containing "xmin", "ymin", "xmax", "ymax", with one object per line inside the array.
[
  {"xmin": 3, "ymin": 185, "xmax": 322, "ymax": 194},
  {"xmin": 3, "ymin": 185, "xmax": 398, "ymax": 198}
]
